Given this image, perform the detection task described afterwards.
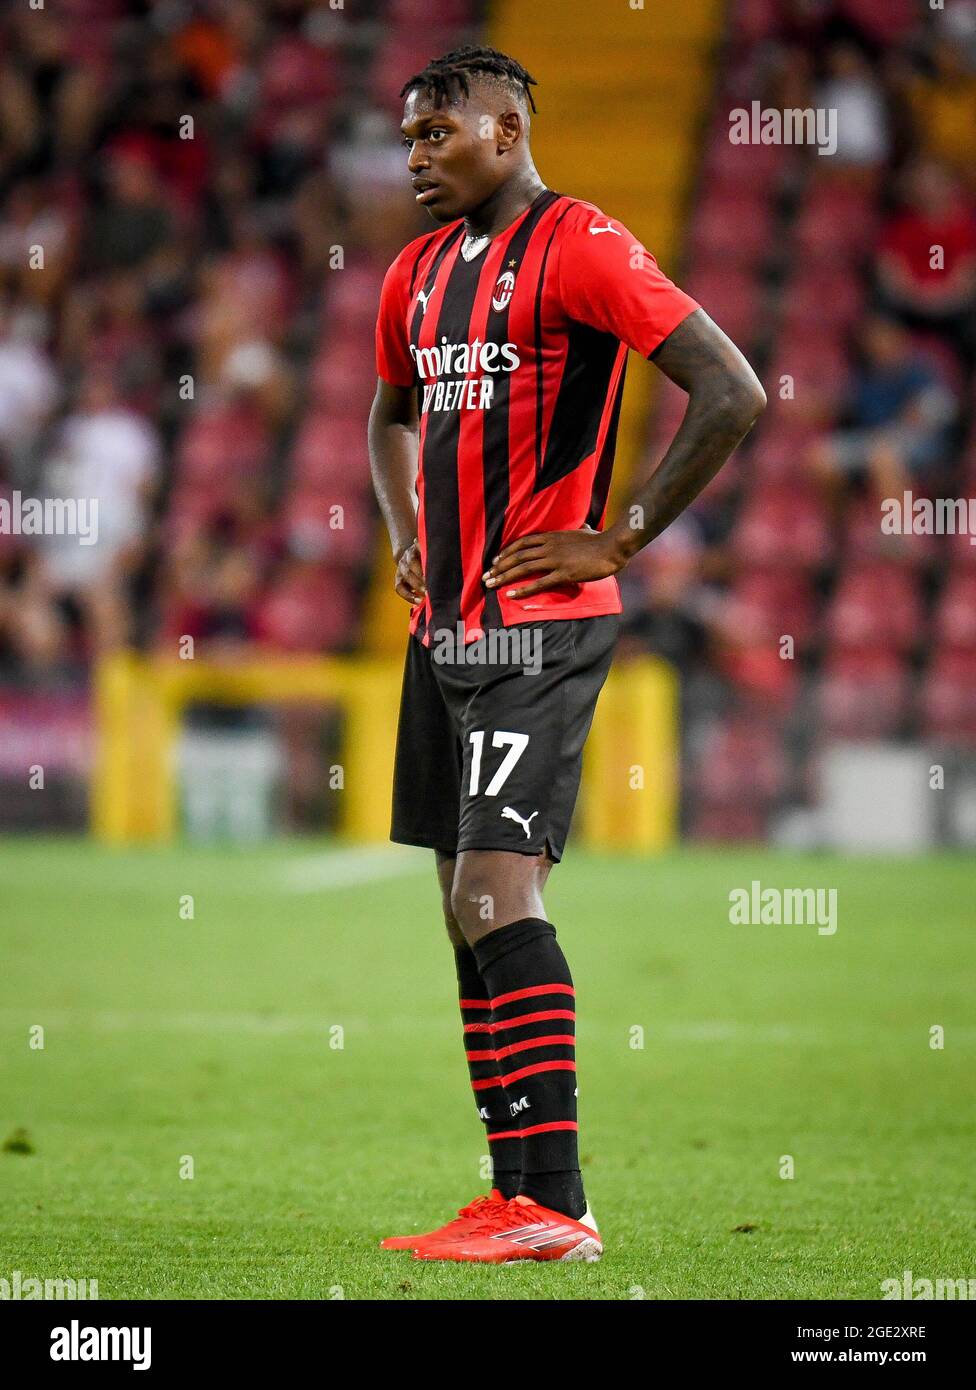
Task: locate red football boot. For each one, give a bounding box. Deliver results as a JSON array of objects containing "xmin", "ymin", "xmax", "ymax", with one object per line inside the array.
[
  {"xmin": 380, "ymin": 1191, "xmax": 509, "ymax": 1253},
  {"xmin": 414, "ymin": 1193, "xmax": 602, "ymax": 1263}
]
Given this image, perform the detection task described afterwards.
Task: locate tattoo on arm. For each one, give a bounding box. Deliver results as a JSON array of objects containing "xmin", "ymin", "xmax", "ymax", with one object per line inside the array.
[{"xmin": 609, "ymin": 308, "xmax": 766, "ymax": 561}]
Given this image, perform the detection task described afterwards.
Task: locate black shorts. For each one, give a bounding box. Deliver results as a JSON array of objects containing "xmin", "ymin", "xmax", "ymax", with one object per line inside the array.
[{"xmin": 391, "ymin": 615, "xmax": 619, "ymax": 862}]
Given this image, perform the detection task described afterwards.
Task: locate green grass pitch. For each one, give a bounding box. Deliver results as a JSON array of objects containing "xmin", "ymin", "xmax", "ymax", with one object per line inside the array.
[{"xmin": 1, "ymin": 837, "xmax": 973, "ymax": 1300}]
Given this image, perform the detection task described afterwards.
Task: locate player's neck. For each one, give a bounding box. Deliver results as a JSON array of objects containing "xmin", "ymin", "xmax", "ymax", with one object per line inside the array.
[{"xmin": 462, "ymin": 170, "xmax": 548, "ymax": 242}]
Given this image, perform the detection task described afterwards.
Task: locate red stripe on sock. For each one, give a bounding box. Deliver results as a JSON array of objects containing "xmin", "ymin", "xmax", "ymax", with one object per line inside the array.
[
  {"xmin": 501, "ymin": 1059, "xmax": 577, "ymax": 1086},
  {"xmin": 459, "ymin": 998, "xmax": 490, "ymax": 1009},
  {"xmin": 488, "ymin": 1121, "xmax": 579, "ymax": 1142},
  {"xmin": 463, "ymin": 1021, "xmax": 493, "ymax": 1034},
  {"xmin": 497, "ymin": 1034, "xmax": 575, "ymax": 1058},
  {"xmin": 489, "ymin": 1009, "xmax": 575, "ymax": 1031},
  {"xmin": 471, "ymin": 1075, "xmax": 504, "ymax": 1090},
  {"xmin": 491, "ymin": 983, "xmax": 576, "ymax": 1008},
  {"xmin": 465, "ymin": 1048, "xmax": 497, "ymax": 1061}
]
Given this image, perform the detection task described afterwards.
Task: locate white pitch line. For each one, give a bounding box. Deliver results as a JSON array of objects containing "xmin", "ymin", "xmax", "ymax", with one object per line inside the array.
[{"xmin": 278, "ymin": 845, "xmax": 431, "ymax": 893}]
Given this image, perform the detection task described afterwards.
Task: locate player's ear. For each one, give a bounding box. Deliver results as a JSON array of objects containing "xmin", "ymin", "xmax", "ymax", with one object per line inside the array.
[{"xmin": 495, "ymin": 109, "xmax": 523, "ymax": 151}]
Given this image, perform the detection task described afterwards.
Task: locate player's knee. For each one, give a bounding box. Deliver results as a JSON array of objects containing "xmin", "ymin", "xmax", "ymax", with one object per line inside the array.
[{"xmin": 441, "ymin": 897, "xmax": 466, "ymax": 949}]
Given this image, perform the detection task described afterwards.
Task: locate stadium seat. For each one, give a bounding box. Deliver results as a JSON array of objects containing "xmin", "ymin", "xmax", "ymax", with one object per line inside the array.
[
  {"xmin": 256, "ymin": 562, "xmax": 358, "ymax": 652},
  {"xmin": 793, "ymin": 198, "xmax": 877, "ymax": 265},
  {"xmin": 258, "ymin": 36, "xmax": 340, "ymax": 118},
  {"xmin": 176, "ymin": 404, "xmax": 270, "ymax": 486},
  {"xmin": 282, "ymin": 486, "xmax": 375, "ymax": 565},
  {"xmin": 684, "ymin": 267, "xmax": 759, "ymax": 347},
  {"xmin": 370, "ymin": 32, "xmax": 460, "ymax": 113},
  {"xmin": 306, "ymin": 347, "xmax": 377, "ymax": 413},
  {"xmin": 818, "ymin": 650, "xmax": 911, "ymax": 739},
  {"xmin": 692, "ymin": 714, "xmax": 788, "ymax": 805},
  {"xmin": 727, "ymin": 0, "xmax": 779, "ymax": 46},
  {"xmin": 842, "ymin": 495, "xmax": 939, "ymax": 567},
  {"xmin": 780, "ymin": 266, "xmax": 864, "ymax": 334},
  {"xmin": 688, "ymin": 192, "xmax": 774, "ymax": 269},
  {"xmin": 840, "ymin": 0, "xmax": 918, "ymax": 43},
  {"xmin": 933, "ymin": 571, "xmax": 976, "ymax": 650},
  {"xmin": 724, "ymin": 570, "xmax": 817, "ymax": 649},
  {"xmin": 730, "ymin": 484, "xmax": 831, "ymax": 569},
  {"xmin": 290, "ymin": 414, "xmax": 370, "ymax": 492},
  {"xmin": 824, "ymin": 563, "xmax": 923, "ymax": 655},
  {"xmin": 919, "ymin": 648, "xmax": 976, "ymax": 744}
]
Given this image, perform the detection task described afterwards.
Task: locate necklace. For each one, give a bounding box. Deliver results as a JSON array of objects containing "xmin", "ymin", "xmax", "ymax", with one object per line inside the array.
[{"xmin": 460, "ymin": 232, "xmax": 490, "ymax": 262}]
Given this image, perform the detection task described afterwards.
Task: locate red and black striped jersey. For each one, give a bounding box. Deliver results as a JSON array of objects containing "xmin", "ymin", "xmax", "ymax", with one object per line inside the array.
[{"xmin": 375, "ymin": 187, "xmax": 698, "ymax": 645}]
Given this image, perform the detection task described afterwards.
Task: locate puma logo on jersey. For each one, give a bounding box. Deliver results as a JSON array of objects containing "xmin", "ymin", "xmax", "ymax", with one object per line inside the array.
[
  {"xmin": 416, "ymin": 286, "xmax": 436, "ymax": 314},
  {"xmin": 510, "ymin": 1095, "xmax": 531, "ymax": 1116},
  {"xmin": 502, "ymin": 806, "xmax": 538, "ymax": 838},
  {"xmin": 589, "ymin": 223, "xmax": 621, "ymax": 236}
]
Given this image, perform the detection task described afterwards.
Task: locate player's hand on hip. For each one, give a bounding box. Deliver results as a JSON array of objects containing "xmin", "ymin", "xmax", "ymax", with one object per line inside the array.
[
  {"xmin": 394, "ymin": 539, "xmax": 426, "ymax": 606},
  {"xmin": 483, "ymin": 526, "xmax": 625, "ymax": 599}
]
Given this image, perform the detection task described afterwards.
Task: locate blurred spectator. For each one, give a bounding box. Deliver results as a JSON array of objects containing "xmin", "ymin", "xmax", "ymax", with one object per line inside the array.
[
  {"xmin": 807, "ymin": 315, "xmax": 957, "ymax": 499},
  {"xmin": 816, "ymin": 42, "xmax": 890, "ymax": 169},
  {"xmin": 32, "ymin": 369, "xmax": 160, "ymax": 661},
  {"xmin": 876, "ymin": 160, "xmax": 976, "ymax": 365},
  {"xmin": 0, "ymin": 295, "xmax": 57, "ymax": 478},
  {"xmin": 0, "ymin": 7, "xmax": 101, "ymax": 185},
  {"xmin": 81, "ymin": 139, "xmax": 174, "ymax": 276}
]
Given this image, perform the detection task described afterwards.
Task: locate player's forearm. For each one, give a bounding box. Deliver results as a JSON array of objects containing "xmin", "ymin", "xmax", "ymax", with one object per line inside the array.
[
  {"xmin": 605, "ymin": 309, "xmax": 766, "ymax": 562},
  {"xmin": 368, "ymin": 400, "xmax": 420, "ymax": 560}
]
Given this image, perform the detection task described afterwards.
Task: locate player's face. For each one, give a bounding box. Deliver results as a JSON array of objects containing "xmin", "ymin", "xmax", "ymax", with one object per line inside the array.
[{"xmin": 401, "ymin": 92, "xmax": 504, "ymax": 222}]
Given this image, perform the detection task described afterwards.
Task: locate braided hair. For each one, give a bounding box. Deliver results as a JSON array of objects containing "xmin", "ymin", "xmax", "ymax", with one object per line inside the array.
[{"xmin": 399, "ymin": 44, "xmax": 538, "ymax": 115}]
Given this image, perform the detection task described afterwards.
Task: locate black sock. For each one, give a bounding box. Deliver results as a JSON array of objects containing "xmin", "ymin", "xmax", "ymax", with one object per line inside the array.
[
  {"xmin": 473, "ymin": 918, "xmax": 586, "ymax": 1220},
  {"xmin": 454, "ymin": 943, "xmax": 521, "ymax": 1199}
]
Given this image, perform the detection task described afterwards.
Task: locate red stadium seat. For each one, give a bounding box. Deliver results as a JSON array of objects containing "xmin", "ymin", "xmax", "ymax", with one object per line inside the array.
[
  {"xmin": 688, "ymin": 193, "xmax": 774, "ymax": 270},
  {"xmin": 307, "ymin": 346, "xmax": 378, "ymax": 413},
  {"xmin": 934, "ymin": 572, "xmax": 976, "ymax": 650},
  {"xmin": 728, "ymin": 0, "xmax": 779, "ymax": 46},
  {"xmin": 176, "ymin": 404, "xmax": 270, "ymax": 486},
  {"xmin": 793, "ymin": 197, "xmax": 878, "ymax": 265},
  {"xmin": 702, "ymin": 122, "xmax": 792, "ymax": 195},
  {"xmin": 290, "ymin": 414, "xmax": 370, "ymax": 491},
  {"xmin": 764, "ymin": 340, "xmax": 849, "ymax": 422},
  {"xmin": 282, "ymin": 487, "xmax": 374, "ymax": 565},
  {"xmin": 730, "ymin": 484, "xmax": 831, "ymax": 569},
  {"xmin": 840, "ymin": 0, "xmax": 918, "ymax": 43},
  {"xmin": 749, "ymin": 430, "xmax": 819, "ymax": 486},
  {"xmin": 370, "ymin": 32, "xmax": 460, "ymax": 114},
  {"xmin": 724, "ymin": 570, "xmax": 817, "ymax": 649},
  {"xmin": 920, "ymin": 649, "xmax": 976, "ymax": 744},
  {"xmin": 946, "ymin": 525, "xmax": 976, "ymax": 570},
  {"xmin": 780, "ymin": 266, "xmax": 864, "ymax": 334},
  {"xmin": 693, "ymin": 714, "xmax": 788, "ymax": 804},
  {"xmin": 688, "ymin": 804, "xmax": 768, "ymax": 842},
  {"xmin": 684, "ymin": 267, "xmax": 759, "ymax": 347},
  {"xmin": 259, "ymin": 36, "xmax": 339, "ymax": 115},
  {"xmin": 842, "ymin": 495, "xmax": 939, "ymax": 567},
  {"xmin": 824, "ymin": 564, "xmax": 923, "ymax": 655},
  {"xmin": 389, "ymin": 0, "xmax": 472, "ymax": 25},
  {"xmin": 324, "ymin": 262, "xmax": 386, "ymax": 330},
  {"xmin": 256, "ymin": 563, "xmax": 357, "ymax": 652},
  {"xmin": 818, "ymin": 650, "xmax": 911, "ymax": 739}
]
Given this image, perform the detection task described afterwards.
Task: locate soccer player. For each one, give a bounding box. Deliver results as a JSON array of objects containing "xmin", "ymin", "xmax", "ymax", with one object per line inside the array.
[{"xmin": 368, "ymin": 46, "xmax": 765, "ymax": 1263}]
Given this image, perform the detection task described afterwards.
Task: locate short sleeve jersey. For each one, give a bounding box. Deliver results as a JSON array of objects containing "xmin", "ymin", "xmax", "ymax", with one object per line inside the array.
[{"xmin": 375, "ymin": 188, "xmax": 699, "ymax": 644}]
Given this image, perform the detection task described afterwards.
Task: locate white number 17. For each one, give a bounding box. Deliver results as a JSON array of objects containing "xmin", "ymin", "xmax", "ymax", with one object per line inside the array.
[{"xmin": 468, "ymin": 730, "xmax": 529, "ymax": 796}]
